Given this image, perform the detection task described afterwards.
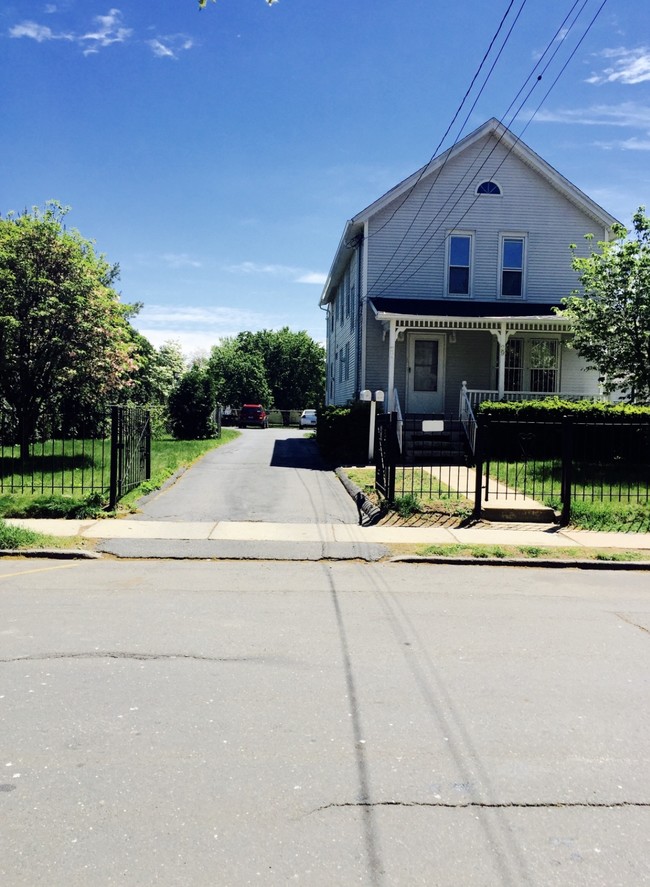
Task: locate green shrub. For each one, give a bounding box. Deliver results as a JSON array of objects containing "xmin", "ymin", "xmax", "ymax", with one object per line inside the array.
[
  {"xmin": 168, "ymin": 367, "xmax": 217, "ymax": 440},
  {"xmin": 317, "ymin": 402, "xmax": 374, "ymax": 465},
  {"xmin": 393, "ymin": 494, "xmax": 421, "ymax": 518}
]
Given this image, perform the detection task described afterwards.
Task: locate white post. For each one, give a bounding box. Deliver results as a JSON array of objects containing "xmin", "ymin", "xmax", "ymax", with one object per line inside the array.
[
  {"xmin": 387, "ymin": 319, "xmax": 396, "ymax": 413},
  {"xmin": 360, "ymin": 389, "xmax": 384, "ymax": 463},
  {"xmin": 497, "ymin": 323, "xmax": 507, "ymax": 400}
]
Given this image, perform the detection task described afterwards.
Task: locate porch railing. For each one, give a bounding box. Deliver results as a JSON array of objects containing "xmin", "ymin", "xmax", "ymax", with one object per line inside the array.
[{"xmin": 464, "ymin": 388, "xmax": 599, "ymax": 410}]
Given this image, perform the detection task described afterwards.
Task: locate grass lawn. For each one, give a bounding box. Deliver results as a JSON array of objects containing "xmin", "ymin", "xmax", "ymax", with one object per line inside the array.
[
  {"xmin": 344, "ymin": 466, "xmax": 473, "ymax": 519},
  {"xmin": 0, "ymin": 518, "xmax": 90, "ymax": 551}
]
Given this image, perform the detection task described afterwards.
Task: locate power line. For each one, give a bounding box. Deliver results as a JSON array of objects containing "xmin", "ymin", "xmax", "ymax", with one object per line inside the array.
[
  {"xmin": 353, "ymin": 0, "xmax": 524, "ymax": 248},
  {"xmin": 369, "ymin": 0, "xmax": 608, "ymax": 298}
]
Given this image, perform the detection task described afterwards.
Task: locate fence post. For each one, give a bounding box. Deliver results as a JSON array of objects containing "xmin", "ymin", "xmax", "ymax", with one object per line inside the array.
[
  {"xmin": 560, "ymin": 414, "xmax": 573, "ymax": 526},
  {"xmin": 109, "ymin": 405, "xmax": 121, "ymax": 510},
  {"xmin": 387, "ymin": 412, "xmax": 397, "ymax": 503},
  {"xmin": 473, "ymin": 414, "xmax": 487, "ymax": 519},
  {"xmin": 144, "ymin": 410, "xmax": 151, "ymax": 481}
]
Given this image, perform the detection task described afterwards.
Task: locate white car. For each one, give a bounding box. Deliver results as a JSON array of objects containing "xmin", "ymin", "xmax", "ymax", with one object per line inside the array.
[{"xmin": 299, "ymin": 409, "xmax": 317, "ymax": 429}]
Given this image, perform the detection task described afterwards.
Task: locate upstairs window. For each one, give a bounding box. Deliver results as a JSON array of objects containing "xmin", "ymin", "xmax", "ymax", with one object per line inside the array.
[
  {"xmin": 447, "ymin": 233, "xmax": 472, "ymax": 296},
  {"xmin": 477, "ymin": 180, "xmax": 501, "ymax": 195},
  {"xmin": 500, "ymin": 235, "xmax": 526, "ymax": 297}
]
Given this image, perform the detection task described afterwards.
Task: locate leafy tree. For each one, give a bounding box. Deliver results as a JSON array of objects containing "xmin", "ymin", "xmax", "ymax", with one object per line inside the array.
[
  {"xmin": 168, "ymin": 364, "xmax": 217, "ymax": 439},
  {"xmin": 235, "ymin": 328, "xmax": 325, "ymax": 411},
  {"xmin": 132, "ymin": 339, "xmax": 187, "ymax": 407},
  {"xmin": 208, "ymin": 338, "xmax": 272, "ymax": 408},
  {"xmin": 560, "ymin": 208, "xmax": 650, "ymax": 403},
  {"xmin": 0, "ymin": 203, "xmax": 140, "ymax": 458},
  {"xmin": 208, "ymin": 328, "xmax": 324, "ymax": 416}
]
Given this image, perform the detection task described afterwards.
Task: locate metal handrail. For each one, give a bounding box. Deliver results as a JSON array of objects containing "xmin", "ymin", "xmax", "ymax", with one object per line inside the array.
[
  {"xmin": 459, "ymin": 382, "xmax": 477, "ymax": 453},
  {"xmin": 393, "ymin": 388, "xmax": 403, "ymax": 453}
]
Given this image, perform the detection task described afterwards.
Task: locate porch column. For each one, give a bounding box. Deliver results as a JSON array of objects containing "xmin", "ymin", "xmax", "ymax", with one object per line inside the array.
[
  {"xmin": 387, "ymin": 319, "xmax": 397, "ymax": 412},
  {"xmin": 496, "ymin": 322, "xmax": 508, "ymax": 400}
]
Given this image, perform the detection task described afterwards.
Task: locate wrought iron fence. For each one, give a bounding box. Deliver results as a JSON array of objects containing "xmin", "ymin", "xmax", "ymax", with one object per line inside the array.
[
  {"xmin": 475, "ymin": 414, "xmax": 650, "ymax": 523},
  {"xmin": 374, "ymin": 410, "xmax": 650, "ymax": 523},
  {"xmin": 108, "ymin": 406, "xmax": 151, "ymax": 508},
  {"xmin": 0, "ymin": 405, "xmax": 151, "ymax": 508}
]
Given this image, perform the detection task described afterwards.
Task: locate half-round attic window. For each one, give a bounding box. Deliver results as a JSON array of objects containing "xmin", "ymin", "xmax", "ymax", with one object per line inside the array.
[{"xmin": 477, "ymin": 180, "xmax": 501, "ymax": 195}]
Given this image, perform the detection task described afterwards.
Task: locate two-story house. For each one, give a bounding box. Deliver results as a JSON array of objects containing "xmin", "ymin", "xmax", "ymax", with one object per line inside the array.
[{"xmin": 320, "ymin": 118, "xmax": 619, "ymax": 422}]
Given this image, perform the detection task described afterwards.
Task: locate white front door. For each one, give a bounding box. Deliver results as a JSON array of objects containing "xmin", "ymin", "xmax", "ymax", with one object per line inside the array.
[{"xmin": 406, "ymin": 334, "xmax": 445, "ymax": 414}]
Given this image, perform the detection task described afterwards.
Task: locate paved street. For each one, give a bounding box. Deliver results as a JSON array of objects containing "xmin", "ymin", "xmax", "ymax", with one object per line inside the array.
[{"xmin": 1, "ymin": 559, "xmax": 649, "ymax": 886}]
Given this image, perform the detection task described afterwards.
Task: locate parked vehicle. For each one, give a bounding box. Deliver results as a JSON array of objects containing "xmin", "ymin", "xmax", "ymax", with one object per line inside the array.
[
  {"xmin": 299, "ymin": 409, "xmax": 317, "ymax": 429},
  {"xmin": 238, "ymin": 404, "xmax": 269, "ymax": 428}
]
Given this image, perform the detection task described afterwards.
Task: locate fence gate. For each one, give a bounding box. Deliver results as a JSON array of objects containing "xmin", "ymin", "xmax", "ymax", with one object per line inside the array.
[{"xmin": 109, "ymin": 406, "xmax": 151, "ymax": 508}]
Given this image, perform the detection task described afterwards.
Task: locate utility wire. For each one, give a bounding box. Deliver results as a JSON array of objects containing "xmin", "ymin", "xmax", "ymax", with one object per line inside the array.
[
  {"xmin": 368, "ymin": 0, "xmax": 529, "ymax": 275},
  {"xmin": 350, "ymin": 0, "xmax": 523, "ymax": 248},
  {"xmin": 370, "ymin": 0, "xmax": 607, "ymax": 298},
  {"xmin": 371, "ymin": 0, "xmax": 591, "ymax": 294}
]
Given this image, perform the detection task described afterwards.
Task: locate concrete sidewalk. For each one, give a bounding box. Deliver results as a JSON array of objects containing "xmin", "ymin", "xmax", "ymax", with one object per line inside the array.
[{"xmin": 6, "ymin": 517, "xmax": 650, "ymax": 551}]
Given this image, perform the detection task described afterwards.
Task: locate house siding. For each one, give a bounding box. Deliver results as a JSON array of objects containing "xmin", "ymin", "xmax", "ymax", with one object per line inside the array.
[
  {"xmin": 365, "ymin": 135, "xmax": 606, "ymax": 305},
  {"xmin": 326, "ymin": 250, "xmax": 361, "ymax": 404}
]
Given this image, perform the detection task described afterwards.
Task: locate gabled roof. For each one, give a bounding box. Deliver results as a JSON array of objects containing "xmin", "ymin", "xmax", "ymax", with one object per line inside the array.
[{"xmin": 319, "ymin": 118, "xmax": 620, "ymax": 306}]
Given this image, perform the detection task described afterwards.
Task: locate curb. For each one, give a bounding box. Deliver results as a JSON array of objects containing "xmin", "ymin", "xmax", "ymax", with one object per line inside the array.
[
  {"xmin": 335, "ymin": 468, "xmax": 383, "ymax": 524},
  {"xmin": 0, "ymin": 548, "xmax": 102, "ymax": 560}
]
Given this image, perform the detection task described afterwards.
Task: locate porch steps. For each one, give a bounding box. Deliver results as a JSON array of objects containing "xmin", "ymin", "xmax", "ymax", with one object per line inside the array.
[{"xmin": 402, "ymin": 415, "xmax": 471, "ymax": 466}]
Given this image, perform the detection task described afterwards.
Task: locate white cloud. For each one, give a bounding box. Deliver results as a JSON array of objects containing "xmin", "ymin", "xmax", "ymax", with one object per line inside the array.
[
  {"xmin": 138, "ymin": 304, "xmax": 271, "ymax": 330},
  {"xmin": 587, "ymin": 47, "xmax": 650, "ymax": 85},
  {"xmin": 10, "ymin": 9, "xmax": 193, "ymax": 59},
  {"xmin": 80, "ymin": 8, "xmax": 131, "ymax": 55},
  {"xmin": 10, "ymin": 21, "xmax": 73, "ymax": 42},
  {"xmin": 147, "ymin": 35, "xmax": 194, "ymax": 60},
  {"xmin": 296, "ymin": 271, "xmax": 327, "ymax": 285},
  {"xmin": 533, "ymin": 102, "xmax": 650, "ymax": 129},
  {"xmin": 160, "ymin": 253, "xmax": 203, "ymax": 269},
  {"xmin": 594, "ymin": 136, "xmax": 650, "ymax": 152},
  {"xmin": 226, "ymin": 261, "xmax": 326, "ymax": 284}
]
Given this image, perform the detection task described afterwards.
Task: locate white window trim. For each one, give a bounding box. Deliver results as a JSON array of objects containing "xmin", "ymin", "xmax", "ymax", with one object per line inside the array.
[
  {"xmin": 498, "ymin": 232, "xmax": 528, "ymax": 299},
  {"xmin": 502, "ymin": 336, "xmax": 562, "ymax": 392},
  {"xmin": 445, "ymin": 230, "xmax": 474, "ymax": 298},
  {"xmin": 476, "ymin": 179, "xmax": 503, "ymax": 197}
]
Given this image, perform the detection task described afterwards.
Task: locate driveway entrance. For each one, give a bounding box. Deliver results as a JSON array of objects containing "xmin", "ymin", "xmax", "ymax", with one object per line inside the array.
[{"xmin": 135, "ymin": 428, "xmax": 358, "ymax": 525}]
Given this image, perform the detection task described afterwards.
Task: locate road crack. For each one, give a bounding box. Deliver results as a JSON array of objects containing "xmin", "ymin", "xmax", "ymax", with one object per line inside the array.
[
  {"xmin": 1, "ymin": 652, "xmax": 258, "ymax": 664},
  {"xmin": 313, "ymin": 800, "xmax": 649, "ymax": 813}
]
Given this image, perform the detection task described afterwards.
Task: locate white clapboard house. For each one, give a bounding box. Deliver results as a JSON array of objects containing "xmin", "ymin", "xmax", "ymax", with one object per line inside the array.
[{"xmin": 320, "ymin": 118, "xmax": 619, "ymax": 445}]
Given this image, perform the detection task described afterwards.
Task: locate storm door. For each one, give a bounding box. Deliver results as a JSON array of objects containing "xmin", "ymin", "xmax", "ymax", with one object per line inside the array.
[{"xmin": 406, "ymin": 334, "xmax": 445, "ymax": 414}]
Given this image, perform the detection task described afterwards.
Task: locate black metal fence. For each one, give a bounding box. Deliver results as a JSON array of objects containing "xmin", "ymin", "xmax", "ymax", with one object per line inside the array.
[
  {"xmin": 376, "ymin": 414, "xmax": 476, "ymax": 503},
  {"xmin": 108, "ymin": 406, "xmax": 151, "ymax": 508},
  {"xmin": 0, "ymin": 406, "xmax": 151, "ymax": 509},
  {"xmin": 374, "ymin": 411, "xmax": 650, "ymax": 523},
  {"xmin": 475, "ymin": 413, "xmax": 650, "ymax": 523}
]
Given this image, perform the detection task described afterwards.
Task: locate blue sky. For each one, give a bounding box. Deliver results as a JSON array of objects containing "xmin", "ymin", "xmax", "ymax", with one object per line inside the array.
[{"xmin": 2, "ymin": 0, "xmax": 648, "ymax": 358}]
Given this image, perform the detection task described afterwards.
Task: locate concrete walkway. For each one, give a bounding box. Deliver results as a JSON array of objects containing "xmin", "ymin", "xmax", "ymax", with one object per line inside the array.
[{"xmin": 6, "ymin": 517, "xmax": 650, "ymax": 551}]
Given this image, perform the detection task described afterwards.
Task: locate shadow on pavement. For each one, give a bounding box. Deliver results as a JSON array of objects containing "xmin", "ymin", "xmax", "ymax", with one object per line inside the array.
[{"xmin": 270, "ymin": 437, "xmax": 327, "ymax": 469}]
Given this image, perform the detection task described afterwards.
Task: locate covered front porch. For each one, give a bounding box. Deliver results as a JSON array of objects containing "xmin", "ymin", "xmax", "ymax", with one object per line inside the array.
[{"xmin": 368, "ymin": 297, "xmax": 598, "ymax": 419}]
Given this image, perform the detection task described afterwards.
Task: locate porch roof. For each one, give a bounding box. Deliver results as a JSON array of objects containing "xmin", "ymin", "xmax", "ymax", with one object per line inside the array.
[{"xmin": 369, "ymin": 297, "xmax": 571, "ymax": 333}]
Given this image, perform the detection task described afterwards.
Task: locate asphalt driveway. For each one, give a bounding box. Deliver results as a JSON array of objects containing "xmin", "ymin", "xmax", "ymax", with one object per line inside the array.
[{"xmin": 135, "ymin": 427, "xmax": 359, "ymax": 524}]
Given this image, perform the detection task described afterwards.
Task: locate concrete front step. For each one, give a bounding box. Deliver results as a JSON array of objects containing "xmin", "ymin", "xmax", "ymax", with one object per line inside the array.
[{"xmin": 480, "ymin": 502, "xmax": 557, "ymax": 523}]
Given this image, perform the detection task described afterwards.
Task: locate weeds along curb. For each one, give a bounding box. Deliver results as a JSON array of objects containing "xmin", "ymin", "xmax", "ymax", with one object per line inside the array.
[
  {"xmin": 335, "ymin": 467, "xmax": 384, "ymax": 525},
  {"xmin": 390, "ymin": 555, "xmax": 650, "ymax": 570}
]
